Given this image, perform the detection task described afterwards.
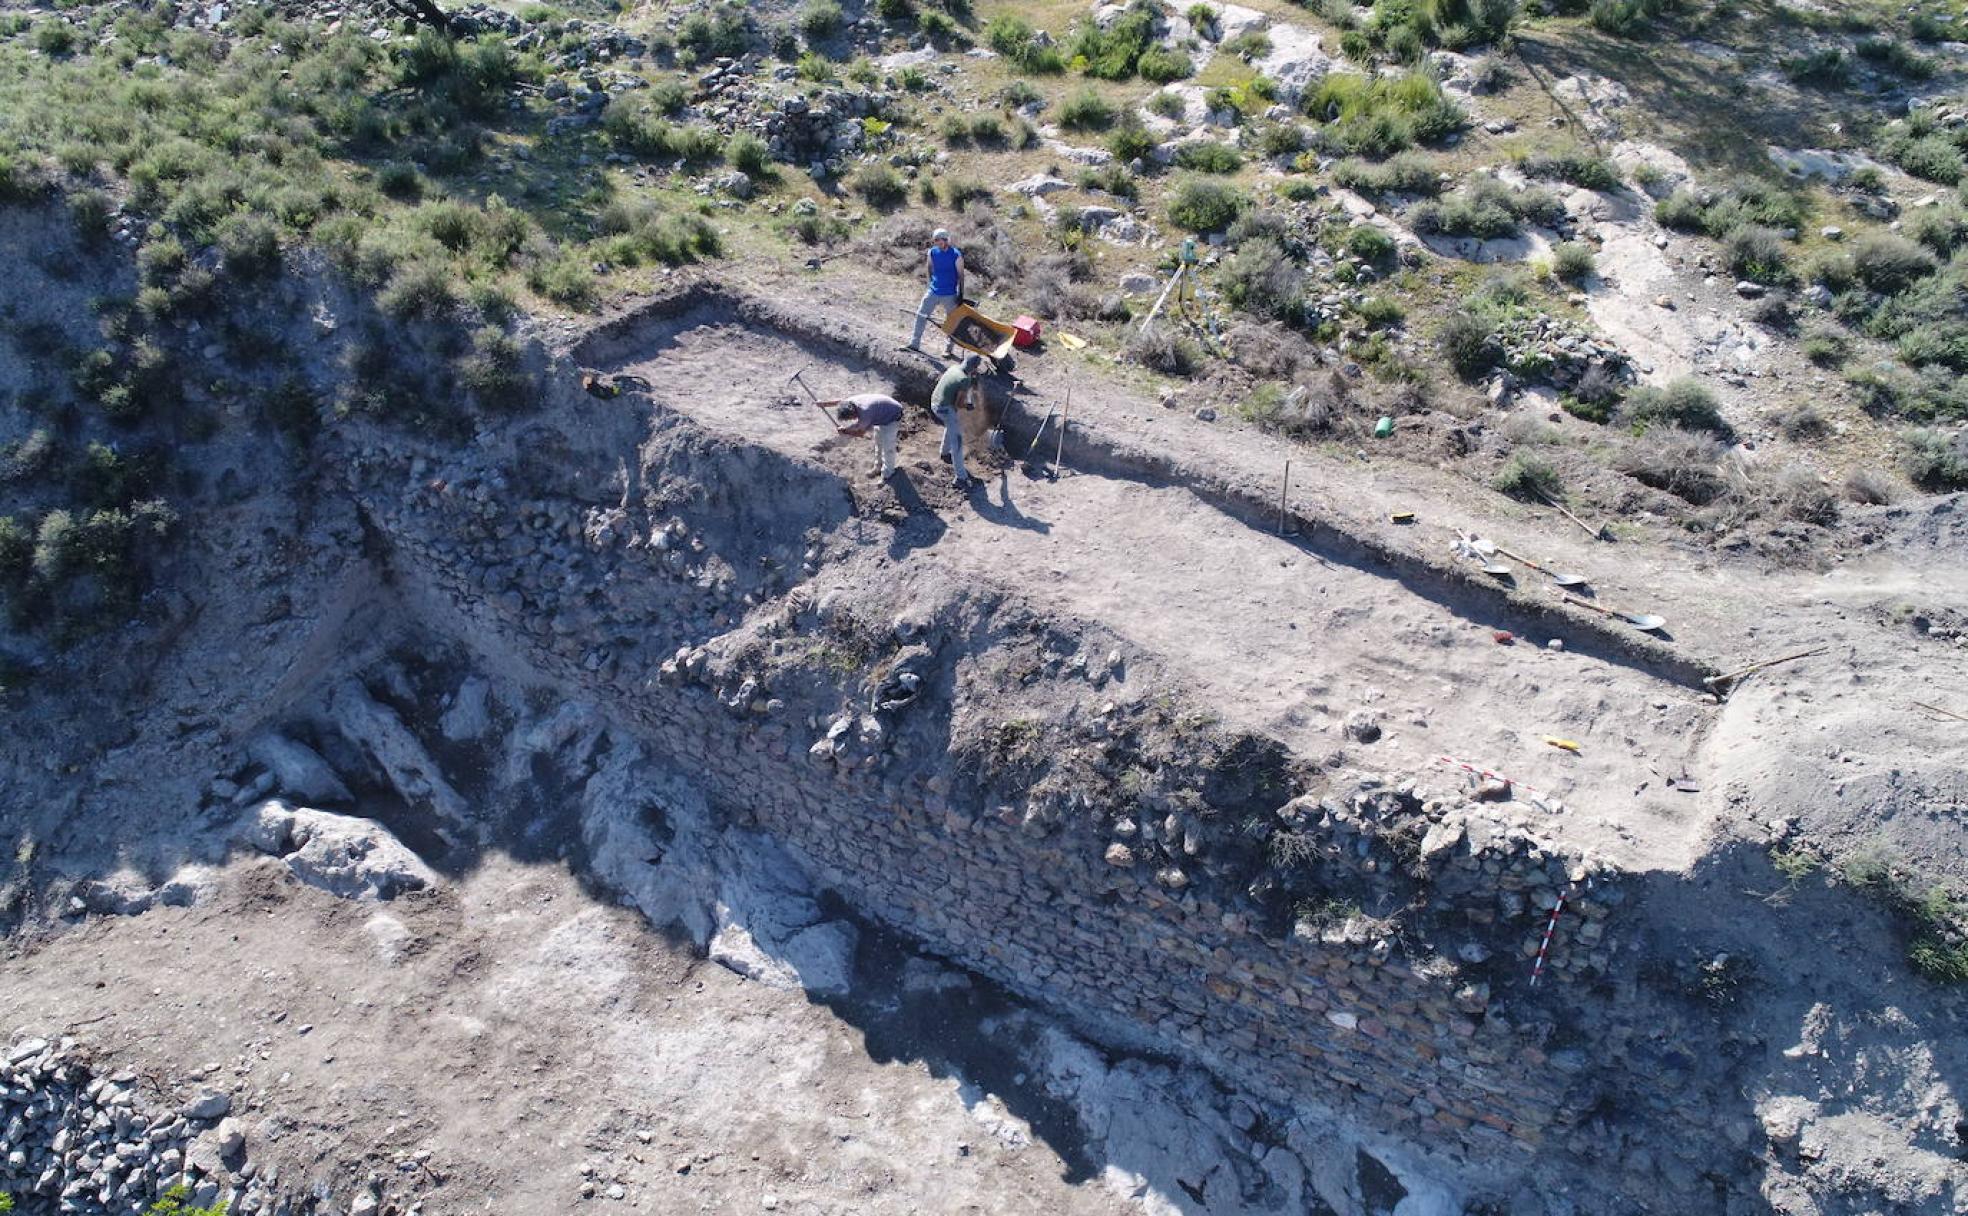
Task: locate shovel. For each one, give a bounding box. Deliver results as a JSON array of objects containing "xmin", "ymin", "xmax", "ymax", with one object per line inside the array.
[
  {"xmin": 1562, "ymin": 592, "xmax": 1666, "ymax": 633},
  {"xmin": 1454, "ymin": 533, "xmax": 1514, "ymax": 578},
  {"xmin": 1470, "ymin": 538, "xmax": 1589, "ymax": 588}
]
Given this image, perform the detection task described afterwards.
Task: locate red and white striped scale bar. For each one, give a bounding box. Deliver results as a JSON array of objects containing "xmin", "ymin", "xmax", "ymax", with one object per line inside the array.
[
  {"xmin": 1528, "ymin": 887, "xmax": 1572, "ymax": 987},
  {"xmin": 1432, "ymin": 755, "xmax": 1552, "ymax": 801}
]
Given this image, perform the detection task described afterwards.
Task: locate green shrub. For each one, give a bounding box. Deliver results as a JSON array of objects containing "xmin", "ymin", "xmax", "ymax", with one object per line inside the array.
[
  {"xmin": 1224, "ymin": 29, "xmax": 1273, "ymax": 58},
  {"xmin": 1107, "ymin": 114, "xmax": 1158, "ymax": 162},
  {"xmin": 1079, "ymin": 164, "xmax": 1139, "ymax": 199},
  {"xmin": 1334, "ymin": 152, "xmax": 1442, "ymax": 196},
  {"xmin": 850, "ymin": 163, "xmax": 908, "ymax": 208},
  {"xmin": 1782, "ymin": 47, "xmax": 1849, "ymax": 88},
  {"xmin": 800, "ymin": 0, "xmax": 843, "ymax": 41},
  {"xmin": 379, "ymin": 260, "xmax": 458, "ymax": 319},
  {"xmin": 1855, "ymin": 36, "xmax": 1937, "ymax": 79},
  {"xmin": 1654, "ymin": 189, "xmax": 1706, "ymax": 231},
  {"xmin": 1411, "ymin": 175, "xmax": 1563, "ymax": 238},
  {"xmin": 1059, "ymin": 87, "xmax": 1118, "ymax": 132},
  {"xmin": 1848, "ymin": 231, "xmax": 1937, "ymax": 294},
  {"xmin": 729, "ymin": 132, "xmax": 772, "ymax": 178},
  {"xmin": 1355, "ymin": 295, "xmax": 1405, "ymax": 327},
  {"xmin": 796, "ymin": 51, "xmax": 835, "ymax": 82},
  {"xmin": 1906, "ymin": 206, "xmax": 1968, "ymax": 256},
  {"xmin": 1439, "ymin": 311, "xmax": 1499, "ymax": 378},
  {"xmin": 648, "ymin": 78, "xmax": 689, "ymax": 116},
  {"xmin": 215, "ymin": 212, "xmax": 281, "ymax": 277},
  {"xmin": 1304, "ymin": 71, "xmax": 1464, "ymax": 156},
  {"xmin": 1552, "ymin": 240, "xmax": 1596, "ymax": 283},
  {"xmin": 144, "ymin": 1183, "xmax": 229, "ymax": 1216},
  {"xmin": 1166, "ymin": 177, "xmax": 1249, "ymax": 232},
  {"xmin": 1801, "ymin": 323, "xmax": 1849, "ymax": 366},
  {"xmin": 1621, "ymin": 377, "xmax": 1729, "ymax": 434},
  {"xmin": 917, "ymin": 10, "xmax": 964, "ymax": 45},
  {"xmin": 460, "ymin": 327, "xmax": 531, "ymax": 411},
  {"xmin": 1069, "ymin": 5, "xmax": 1159, "ymax": 80},
  {"xmin": 1521, "ymin": 146, "xmax": 1620, "ymax": 191},
  {"xmin": 1220, "ymin": 237, "xmax": 1304, "ymax": 322},
  {"xmin": 1346, "ymin": 225, "xmax": 1397, "ymax": 263},
  {"xmin": 1724, "ymin": 225, "xmax": 1790, "ymax": 284},
  {"xmin": 1618, "ymin": 427, "xmax": 1730, "ymax": 503},
  {"xmin": 985, "ymin": 15, "xmax": 1068, "ymax": 73},
  {"xmin": 1148, "ymin": 91, "xmax": 1188, "ymax": 120},
  {"xmin": 1137, "ymin": 46, "xmax": 1194, "ymax": 83},
  {"xmin": 678, "ymin": 4, "xmax": 750, "ymax": 59},
  {"xmin": 596, "ymin": 199, "xmax": 722, "ymax": 266},
  {"xmin": 1902, "ymin": 428, "xmax": 1968, "ymax": 490},
  {"xmin": 1173, "ymin": 141, "xmax": 1242, "ymax": 173},
  {"xmin": 33, "ymin": 21, "xmax": 78, "ymax": 57},
  {"xmin": 1494, "ymin": 453, "xmax": 1563, "ymax": 501},
  {"xmin": 528, "ymin": 253, "xmax": 597, "ymax": 309},
  {"xmin": 1882, "ymin": 131, "xmax": 1964, "ymax": 186}
]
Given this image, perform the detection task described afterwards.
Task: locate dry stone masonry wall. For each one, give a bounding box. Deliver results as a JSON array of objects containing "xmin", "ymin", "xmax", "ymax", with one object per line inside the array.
[{"xmin": 331, "ymin": 362, "xmax": 1730, "ymax": 1210}]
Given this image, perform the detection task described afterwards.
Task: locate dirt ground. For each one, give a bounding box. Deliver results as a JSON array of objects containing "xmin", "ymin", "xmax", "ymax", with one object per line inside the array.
[{"xmin": 0, "ymin": 854, "xmax": 1156, "ymax": 1216}]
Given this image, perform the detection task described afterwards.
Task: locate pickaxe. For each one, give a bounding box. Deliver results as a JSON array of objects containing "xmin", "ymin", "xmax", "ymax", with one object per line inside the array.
[{"xmin": 787, "ymin": 367, "xmax": 846, "ymax": 434}]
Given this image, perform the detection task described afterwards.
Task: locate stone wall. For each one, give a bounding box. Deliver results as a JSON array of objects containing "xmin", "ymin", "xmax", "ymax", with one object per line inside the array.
[{"xmin": 341, "ymin": 381, "xmax": 1637, "ymax": 1196}]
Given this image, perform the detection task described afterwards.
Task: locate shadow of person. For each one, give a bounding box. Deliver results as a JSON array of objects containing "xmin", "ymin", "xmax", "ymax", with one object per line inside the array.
[
  {"xmin": 970, "ymin": 472, "xmax": 1052, "ymax": 535},
  {"xmin": 884, "ymin": 471, "xmax": 949, "ymax": 559}
]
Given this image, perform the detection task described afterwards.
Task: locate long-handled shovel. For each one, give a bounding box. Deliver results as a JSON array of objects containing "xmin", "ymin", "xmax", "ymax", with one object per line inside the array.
[
  {"xmin": 1561, "ymin": 592, "xmax": 1666, "ymax": 633},
  {"xmin": 1454, "ymin": 533, "xmax": 1515, "ymax": 578},
  {"xmin": 1470, "ymin": 538, "xmax": 1589, "ymax": 588}
]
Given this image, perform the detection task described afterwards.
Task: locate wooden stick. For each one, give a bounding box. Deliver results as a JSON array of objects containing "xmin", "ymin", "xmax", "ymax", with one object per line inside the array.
[
  {"xmin": 1051, "ymin": 388, "xmax": 1070, "ymax": 477},
  {"xmin": 1914, "ymin": 700, "xmax": 1968, "ymax": 724},
  {"xmin": 1703, "ymin": 646, "xmax": 1828, "ymax": 688},
  {"xmin": 1537, "ymin": 490, "xmax": 1608, "ymax": 541},
  {"xmin": 1277, "ymin": 460, "xmax": 1292, "ymax": 535},
  {"xmin": 1139, "ymin": 266, "xmax": 1185, "ymax": 334}
]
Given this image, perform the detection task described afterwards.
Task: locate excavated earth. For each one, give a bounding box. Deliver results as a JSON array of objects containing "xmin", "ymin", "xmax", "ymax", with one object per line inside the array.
[{"xmin": 1, "ymin": 261, "xmax": 1966, "ymax": 1216}]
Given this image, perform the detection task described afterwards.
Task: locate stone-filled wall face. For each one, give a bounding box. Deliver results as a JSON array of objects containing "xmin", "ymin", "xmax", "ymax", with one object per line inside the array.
[{"xmin": 356, "ymin": 450, "xmax": 1577, "ymax": 1180}]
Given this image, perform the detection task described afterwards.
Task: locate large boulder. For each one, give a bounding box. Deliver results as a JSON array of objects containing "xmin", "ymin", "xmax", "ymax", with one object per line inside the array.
[
  {"xmin": 246, "ymin": 732, "xmax": 353, "ymax": 805},
  {"xmin": 1256, "ymin": 23, "xmax": 1334, "ymax": 104},
  {"xmin": 240, "ymin": 800, "xmax": 436, "ymax": 901}
]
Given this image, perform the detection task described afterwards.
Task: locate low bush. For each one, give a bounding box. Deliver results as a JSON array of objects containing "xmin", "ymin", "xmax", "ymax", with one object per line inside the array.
[
  {"xmin": 1333, "ymin": 152, "xmax": 1443, "ymax": 195},
  {"xmin": 1906, "ymin": 206, "xmax": 1968, "ymax": 256},
  {"xmin": 1303, "ymin": 71, "xmax": 1464, "ymax": 156},
  {"xmin": 597, "ymin": 199, "xmax": 722, "ymax": 266},
  {"xmin": 527, "ymin": 253, "xmax": 597, "ymax": 309},
  {"xmin": 850, "ymin": 163, "xmax": 908, "ymax": 209},
  {"xmin": 729, "ymin": 132, "xmax": 772, "ymax": 178},
  {"xmin": 1618, "ymin": 427, "xmax": 1731, "ymax": 503},
  {"xmin": 1800, "ymin": 323, "xmax": 1850, "ymax": 366},
  {"xmin": 1621, "ymin": 377, "xmax": 1729, "ymax": 434},
  {"xmin": 1902, "ymin": 427, "xmax": 1968, "ymax": 490},
  {"xmin": 1782, "ymin": 47, "xmax": 1849, "ymax": 88},
  {"xmin": 1520, "ymin": 145, "xmax": 1620, "ymax": 191},
  {"xmin": 1069, "ymin": 5, "xmax": 1159, "ymax": 80},
  {"xmin": 800, "ymin": 0, "xmax": 843, "ymax": 41},
  {"xmin": 1173, "ymin": 141, "xmax": 1242, "ymax": 173},
  {"xmin": 1724, "ymin": 224, "xmax": 1790, "ymax": 284},
  {"xmin": 460, "ymin": 326, "xmax": 531, "ymax": 411},
  {"xmin": 1138, "ymin": 46, "xmax": 1194, "ymax": 83},
  {"xmin": 985, "ymin": 15, "xmax": 1068, "ymax": 73},
  {"xmin": 1552, "ymin": 241, "xmax": 1596, "ymax": 283},
  {"xmin": 1166, "ymin": 176, "xmax": 1248, "ymax": 232},
  {"xmin": 1059, "ymin": 87, "xmax": 1118, "ymax": 131},
  {"xmin": 1107, "ymin": 114, "xmax": 1158, "ymax": 163},
  {"xmin": 1147, "ymin": 91, "xmax": 1188, "ymax": 120},
  {"xmin": 1494, "ymin": 453, "xmax": 1563, "ymax": 501},
  {"xmin": 1854, "ymin": 36, "xmax": 1937, "ymax": 79},
  {"xmin": 1125, "ymin": 327, "xmax": 1200, "ymax": 375},
  {"xmin": 1844, "ymin": 467, "xmax": 1895, "ymax": 505},
  {"xmin": 378, "ymin": 259, "xmax": 457, "ymax": 319},
  {"xmin": 1074, "ymin": 162, "xmax": 1135, "ymax": 200},
  {"xmin": 1346, "ymin": 225, "xmax": 1397, "ymax": 264},
  {"xmin": 1848, "ymin": 231, "xmax": 1936, "ymax": 294},
  {"xmin": 678, "ymin": 4, "xmax": 750, "ymax": 60},
  {"xmin": 1438, "ymin": 310, "xmax": 1500, "ymax": 378},
  {"xmin": 1410, "ymin": 175, "xmax": 1564, "ymax": 239},
  {"xmin": 1220, "ymin": 237, "xmax": 1305, "ymax": 322}
]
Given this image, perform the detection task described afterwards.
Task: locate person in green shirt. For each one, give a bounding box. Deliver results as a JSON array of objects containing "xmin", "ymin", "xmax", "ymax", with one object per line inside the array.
[
  {"xmin": 1177, "ymin": 234, "xmax": 1200, "ymax": 311},
  {"xmin": 930, "ymin": 355, "xmax": 983, "ymax": 491}
]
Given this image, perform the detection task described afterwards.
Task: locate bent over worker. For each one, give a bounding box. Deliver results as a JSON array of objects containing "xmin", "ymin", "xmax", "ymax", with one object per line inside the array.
[
  {"xmin": 930, "ymin": 354, "xmax": 983, "ymax": 492},
  {"xmin": 903, "ymin": 228, "xmax": 964, "ymax": 356},
  {"xmin": 827, "ymin": 393, "xmax": 906, "ymax": 480}
]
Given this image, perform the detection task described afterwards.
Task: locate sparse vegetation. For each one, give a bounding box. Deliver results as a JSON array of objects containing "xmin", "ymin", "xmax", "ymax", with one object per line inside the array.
[
  {"xmin": 1411, "ymin": 176, "xmax": 1565, "ymax": 239},
  {"xmin": 1620, "ymin": 378, "xmax": 1730, "ymax": 436},
  {"xmin": 1493, "ymin": 453, "xmax": 1563, "ymax": 501},
  {"xmin": 1302, "ymin": 71, "xmax": 1465, "ymax": 157}
]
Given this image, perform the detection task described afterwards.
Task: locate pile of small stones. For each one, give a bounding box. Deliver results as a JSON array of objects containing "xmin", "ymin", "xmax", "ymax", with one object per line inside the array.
[{"xmin": 0, "ymin": 1037, "xmax": 245, "ymax": 1215}]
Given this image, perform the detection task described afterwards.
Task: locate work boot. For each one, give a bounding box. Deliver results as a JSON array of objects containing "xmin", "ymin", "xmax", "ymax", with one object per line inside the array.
[
  {"xmin": 898, "ymin": 342, "xmax": 921, "ymax": 352},
  {"xmin": 939, "ymin": 450, "xmax": 952, "ymax": 465},
  {"xmin": 868, "ymin": 466, "xmax": 885, "ymax": 479}
]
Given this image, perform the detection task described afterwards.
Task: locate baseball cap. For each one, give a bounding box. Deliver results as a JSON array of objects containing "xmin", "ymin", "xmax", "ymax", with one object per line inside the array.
[{"xmin": 932, "ymin": 228, "xmax": 951, "ymax": 241}]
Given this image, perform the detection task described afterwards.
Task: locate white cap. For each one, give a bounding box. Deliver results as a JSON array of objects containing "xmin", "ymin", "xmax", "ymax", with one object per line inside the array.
[{"xmin": 932, "ymin": 228, "xmax": 950, "ymax": 241}]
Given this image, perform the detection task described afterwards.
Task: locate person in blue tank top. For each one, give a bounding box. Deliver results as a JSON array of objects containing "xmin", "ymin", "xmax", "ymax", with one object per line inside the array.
[{"xmin": 903, "ymin": 228, "xmax": 965, "ymax": 355}]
